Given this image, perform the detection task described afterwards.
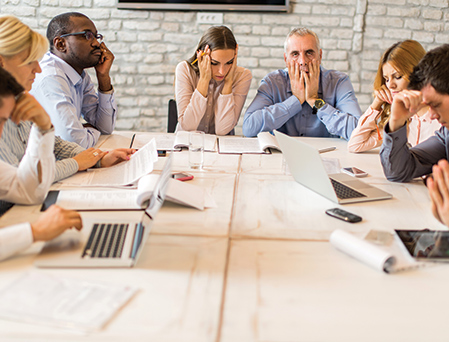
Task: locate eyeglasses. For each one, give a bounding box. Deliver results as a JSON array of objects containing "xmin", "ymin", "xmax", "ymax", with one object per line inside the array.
[{"xmin": 60, "ymin": 31, "xmax": 103, "ymax": 43}]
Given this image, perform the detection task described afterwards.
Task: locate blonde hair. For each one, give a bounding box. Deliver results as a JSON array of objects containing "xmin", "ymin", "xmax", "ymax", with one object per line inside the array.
[
  {"xmin": 374, "ymin": 40, "xmax": 426, "ymax": 129},
  {"xmin": 0, "ymin": 16, "xmax": 48, "ymax": 65}
]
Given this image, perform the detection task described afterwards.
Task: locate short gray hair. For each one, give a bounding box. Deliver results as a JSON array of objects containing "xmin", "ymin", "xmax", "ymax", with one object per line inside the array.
[{"xmin": 284, "ymin": 27, "xmax": 321, "ymax": 53}]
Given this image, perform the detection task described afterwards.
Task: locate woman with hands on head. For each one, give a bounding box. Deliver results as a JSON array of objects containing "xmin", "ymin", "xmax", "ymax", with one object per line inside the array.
[
  {"xmin": 0, "ymin": 66, "xmax": 82, "ymax": 261},
  {"xmin": 348, "ymin": 40, "xmax": 441, "ymax": 153},
  {"xmin": 175, "ymin": 25, "xmax": 252, "ymax": 135}
]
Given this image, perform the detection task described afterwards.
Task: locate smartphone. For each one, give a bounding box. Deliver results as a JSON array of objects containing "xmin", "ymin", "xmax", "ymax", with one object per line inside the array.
[
  {"xmin": 341, "ymin": 167, "xmax": 368, "ymax": 178},
  {"xmin": 171, "ymin": 172, "xmax": 194, "ymax": 181},
  {"xmin": 325, "ymin": 208, "xmax": 362, "ymax": 223}
]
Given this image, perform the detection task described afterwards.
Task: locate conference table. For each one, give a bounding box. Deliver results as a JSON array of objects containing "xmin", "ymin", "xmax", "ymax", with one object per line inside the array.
[{"xmin": 1, "ymin": 132, "xmax": 449, "ymax": 342}]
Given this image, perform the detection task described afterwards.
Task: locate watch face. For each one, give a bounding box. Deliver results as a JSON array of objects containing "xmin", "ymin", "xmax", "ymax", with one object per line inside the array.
[{"xmin": 315, "ymin": 99, "xmax": 325, "ymax": 109}]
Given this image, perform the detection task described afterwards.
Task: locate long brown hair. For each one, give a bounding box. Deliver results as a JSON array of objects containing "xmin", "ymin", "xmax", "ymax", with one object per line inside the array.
[
  {"xmin": 187, "ymin": 26, "xmax": 237, "ymax": 76},
  {"xmin": 374, "ymin": 40, "xmax": 426, "ymax": 129}
]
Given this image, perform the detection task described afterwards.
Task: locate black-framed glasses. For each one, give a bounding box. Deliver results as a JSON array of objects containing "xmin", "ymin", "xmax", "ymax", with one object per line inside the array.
[{"xmin": 60, "ymin": 30, "xmax": 103, "ymax": 43}]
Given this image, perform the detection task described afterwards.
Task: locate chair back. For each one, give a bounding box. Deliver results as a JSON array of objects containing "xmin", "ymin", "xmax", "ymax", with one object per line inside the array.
[{"xmin": 167, "ymin": 99, "xmax": 178, "ymax": 133}]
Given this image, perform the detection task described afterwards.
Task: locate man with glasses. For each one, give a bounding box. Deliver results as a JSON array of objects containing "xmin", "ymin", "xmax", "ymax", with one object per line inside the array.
[{"xmin": 31, "ymin": 12, "xmax": 116, "ymax": 148}]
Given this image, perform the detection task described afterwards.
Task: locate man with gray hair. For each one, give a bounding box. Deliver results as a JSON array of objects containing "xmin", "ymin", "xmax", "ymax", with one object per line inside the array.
[{"xmin": 242, "ymin": 27, "xmax": 361, "ymax": 139}]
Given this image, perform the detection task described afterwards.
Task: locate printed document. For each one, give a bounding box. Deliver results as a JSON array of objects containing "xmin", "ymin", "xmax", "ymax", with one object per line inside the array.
[
  {"xmin": 218, "ymin": 132, "xmax": 281, "ymax": 154},
  {"xmin": 59, "ymin": 139, "xmax": 158, "ymax": 187},
  {"xmin": 0, "ymin": 272, "xmax": 137, "ymax": 334},
  {"xmin": 132, "ymin": 132, "xmax": 217, "ymax": 152}
]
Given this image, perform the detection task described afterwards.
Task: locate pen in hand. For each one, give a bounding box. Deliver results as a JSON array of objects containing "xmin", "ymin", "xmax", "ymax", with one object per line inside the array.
[{"xmin": 191, "ymin": 51, "xmax": 206, "ymax": 65}]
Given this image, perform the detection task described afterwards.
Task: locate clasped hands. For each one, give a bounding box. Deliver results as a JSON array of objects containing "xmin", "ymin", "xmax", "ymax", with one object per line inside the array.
[{"xmin": 288, "ymin": 59, "xmax": 320, "ymax": 108}]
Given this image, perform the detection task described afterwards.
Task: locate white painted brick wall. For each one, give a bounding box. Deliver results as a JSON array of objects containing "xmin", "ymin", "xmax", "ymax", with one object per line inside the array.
[{"xmin": 1, "ymin": 0, "xmax": 448, "ymax": 134}]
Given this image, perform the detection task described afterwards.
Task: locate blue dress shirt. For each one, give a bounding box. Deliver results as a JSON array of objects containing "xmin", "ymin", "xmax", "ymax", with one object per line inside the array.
[
  {"xmin": 31, "ymin": 52, "xmax": 117, "ymax": 148},
  {"xmin": 242, "ymin": 67, "xmax": 362, "ymax": 140}
]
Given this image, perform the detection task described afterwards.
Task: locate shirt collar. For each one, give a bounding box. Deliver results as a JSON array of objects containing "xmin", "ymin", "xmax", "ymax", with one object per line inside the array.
[{"xmin": 49, "ymin": 52, "xmax": 84, "ymax": 86}]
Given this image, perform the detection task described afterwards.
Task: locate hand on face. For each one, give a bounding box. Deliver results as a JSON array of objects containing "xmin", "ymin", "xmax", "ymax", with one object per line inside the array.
[
  {"xmin": 100, "ymin": 148, "xmax": 136, "ymax": 167},
  {"xmin": 11, "ymin": 93, "xmax": 52, "ymax": 131},
  {"xmin": 389, "ymin": 89, "xmax": 427, "ymax": 131},
  {"xmin": 224, "ymin": 46, "xmax": 238, "ymax": 85},
  {"xmin": 198, "ymin": 45, "xmax": 212, "ymax": 83},
  {"xmin": 288, "ymin": 60, "xmax": 305, "ymax": 104},
  {"xmin": 304, "ymin": 58, "xmax": 320, "ymax": 106},
  {"xmin": 372, "ymin": 85, "xmax": 393, "ymax": 110},
  {"xmin": 31, "ymin": 205, "xmax": 82, "ymax": 242},
  {"xmin": 427, "ymin": 159, "xmax": 449, "ymax": 227},
  {"xmin": 94, "ymin": 42, "xmax": 114, "ymax": 76}
]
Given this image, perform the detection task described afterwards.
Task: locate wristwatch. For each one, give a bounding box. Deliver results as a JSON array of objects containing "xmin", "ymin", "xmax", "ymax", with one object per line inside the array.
[{"xmin": 312, "ymin": 99, "xmax": 325, "ymax": 114}]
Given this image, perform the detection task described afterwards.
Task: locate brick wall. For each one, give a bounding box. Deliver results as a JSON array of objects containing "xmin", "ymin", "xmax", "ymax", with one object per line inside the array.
[{"xmin": 1, "ymin": 0, "xmax": 448, "ymax": 134}]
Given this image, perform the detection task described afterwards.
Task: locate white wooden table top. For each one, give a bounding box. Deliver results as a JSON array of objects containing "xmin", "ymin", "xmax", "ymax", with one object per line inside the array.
[{"xmin": 1, "ymin": 132, "xmax": 447, "ymax": 341}]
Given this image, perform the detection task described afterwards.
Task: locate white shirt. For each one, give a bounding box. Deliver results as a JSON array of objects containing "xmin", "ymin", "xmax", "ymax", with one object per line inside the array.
[{"xmin": 0, "ymin": 125, "xmax": 55, "ymax": 260}]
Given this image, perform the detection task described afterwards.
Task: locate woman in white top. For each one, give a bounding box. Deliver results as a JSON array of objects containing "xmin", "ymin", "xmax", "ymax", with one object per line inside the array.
[
  {"xmin": 175, "ymin": 25, "xmax": 252, "ymax": 135},
  {"xmin": 348, "ymin": 40, "xmax": 441, "ymax": 153}
]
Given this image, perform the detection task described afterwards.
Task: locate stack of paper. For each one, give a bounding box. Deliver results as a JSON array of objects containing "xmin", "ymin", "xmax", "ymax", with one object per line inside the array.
[{"xmin": 0, "ymin": 272, "xmax": 137, "ymax": 334}]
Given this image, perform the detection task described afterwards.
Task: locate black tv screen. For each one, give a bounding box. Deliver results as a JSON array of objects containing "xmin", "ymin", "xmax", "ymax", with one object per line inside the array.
[{"xmin": 117, "ymin": 0, "xmax": 289, "ymax": 12}]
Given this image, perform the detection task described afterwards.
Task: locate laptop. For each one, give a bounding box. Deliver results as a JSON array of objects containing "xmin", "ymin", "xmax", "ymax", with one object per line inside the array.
[
  {"xmin": 34, "ymin": 154, "xmax": 172, "ymax": 268},
  {"xmin": 274, "ymin": 130, "xmax": 392, "ymax": 204}
]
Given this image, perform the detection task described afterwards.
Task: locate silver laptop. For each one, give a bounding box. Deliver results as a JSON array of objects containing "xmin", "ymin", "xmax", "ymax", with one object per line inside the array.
[
  {"xmin": 274, "ymin": 130, "xmax": 392, "ymax": 204},
  {"xmin": 35, "ymin": 155, "xmax": 172, "ymax": 268}
]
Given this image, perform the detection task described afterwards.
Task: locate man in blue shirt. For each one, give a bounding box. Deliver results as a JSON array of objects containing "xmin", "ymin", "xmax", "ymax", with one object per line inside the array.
[
  {"xmin": 31, "ymin": 12, "xmax": 116, "ymax": 148},
  {"xmin": 243, "ymin": 27, "xmax": 361, "ymax": 139}
]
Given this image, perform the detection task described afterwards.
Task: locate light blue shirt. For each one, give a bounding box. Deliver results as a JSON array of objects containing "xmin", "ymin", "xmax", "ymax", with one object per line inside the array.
[
  {"xmin": 31, "ymin": 52, "xmax": 117, "ymax": 148},
  {"xmin": 242, "ymin": 67, "xmax": 362, "ymax": 140}
]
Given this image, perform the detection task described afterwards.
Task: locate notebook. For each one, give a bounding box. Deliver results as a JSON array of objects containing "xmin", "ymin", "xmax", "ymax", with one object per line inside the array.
[
  {"xmin": 274, "ymin": 130, "xmax": 392, "ymax": 204},
  {"xmin": 34, "ymin": 155, "xmax": 172, "ymax": 268}
]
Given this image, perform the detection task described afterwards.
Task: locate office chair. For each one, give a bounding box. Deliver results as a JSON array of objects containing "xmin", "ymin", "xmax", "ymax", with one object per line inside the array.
[{"xmin": 167, "ymin": 99, "xmax": 178, "ymax": 133}]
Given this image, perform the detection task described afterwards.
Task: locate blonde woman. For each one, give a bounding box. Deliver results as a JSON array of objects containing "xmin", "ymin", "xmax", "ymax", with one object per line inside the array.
[
  {"xmin": 0, "ymin": 16, "xmax": 134, "ymax": 191},
  {"xmin": 175, "ymin": 25, "xmax": 252, "ymax": 135},
  {"xmin": 348, "ymin": 40, "xmax": 441, "ymax": 153}
]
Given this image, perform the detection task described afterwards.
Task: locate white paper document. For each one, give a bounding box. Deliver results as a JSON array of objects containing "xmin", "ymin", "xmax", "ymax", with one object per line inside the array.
[
  {"xmin": 59, "ymin": 139, "xmax": 158, "ymax": 187},
  {"xmin": 0, "ymin": 272, "xmax": 137, "ymax": 334},
  {"xmin": 132, "ymin": 132, "xmax": 217, "ymax": 152},
  {"xmin": 51, "ymin": 175, "xmax": 216, "ymax": 211},
  {"xmin": 219, "ymin": 132, "xmax": 281, "ymax": 154},
  {"xmin": 330, "ymin": 229, "xmax": 424, "ymax": 273}
]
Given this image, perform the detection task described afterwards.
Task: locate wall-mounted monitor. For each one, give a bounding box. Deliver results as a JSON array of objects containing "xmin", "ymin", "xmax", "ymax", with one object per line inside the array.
[{"xmin": 117, "ymin": 0, "xmax": 290, "ymax": 12}]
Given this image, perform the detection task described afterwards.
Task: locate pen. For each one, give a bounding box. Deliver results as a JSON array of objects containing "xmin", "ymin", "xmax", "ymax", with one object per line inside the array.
[
  {"xmin": 318, "ymin": 146, "xmax": 336, "ymax": 153},
  {"xmin": 191, "ymin": 51, "xmax": 206, "ymax": 65},
  {"xmin": 129, "ymin": 133, "xmax": 136, "ymax": 148}
]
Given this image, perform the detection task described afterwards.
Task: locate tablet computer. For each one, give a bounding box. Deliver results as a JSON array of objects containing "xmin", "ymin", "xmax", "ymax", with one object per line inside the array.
[{"xmin": 395, "ymin": 229, "xmax": 449, "ymax": 261}]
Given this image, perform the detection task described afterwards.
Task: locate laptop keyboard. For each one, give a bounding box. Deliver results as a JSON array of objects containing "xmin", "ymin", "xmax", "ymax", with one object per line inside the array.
[
  {"xmin": 82, "ymin": 223, "xmax": 129, "ymax": 258},
  {"xmin": 330, "ymin": 178, "xmax": 366, "ymax": 199}
]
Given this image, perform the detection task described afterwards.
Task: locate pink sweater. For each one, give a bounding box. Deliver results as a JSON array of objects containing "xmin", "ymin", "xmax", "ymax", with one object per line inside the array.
[
  {"xmin": 175, "ymin": 61, "xmax": 252, "ymax": 135},
  {"xmin": 348, "ymin": 107, "xmax": 441, "ymax": 153}
]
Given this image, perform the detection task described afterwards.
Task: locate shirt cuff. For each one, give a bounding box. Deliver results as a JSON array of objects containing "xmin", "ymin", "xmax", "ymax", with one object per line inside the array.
[
  {"xmin": 383, "ymin": 122, "xmax": 408, "ymax": 145},
  {"xmin": 0, "ymin": 223, "xmax": 33, "ymax": 261},
  {"xmin": 28, "ymin": 124, "xmax": 55, "ymax": 159},
  {"xmin": 99, "ymin": 85, "xmax": 114, "ymax": 95}
]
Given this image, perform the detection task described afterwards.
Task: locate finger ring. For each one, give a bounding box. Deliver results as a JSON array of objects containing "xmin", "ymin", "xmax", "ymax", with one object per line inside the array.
[{"xmin": 93, "ymin": 152, "xmax": 99, "ymax": 157}]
